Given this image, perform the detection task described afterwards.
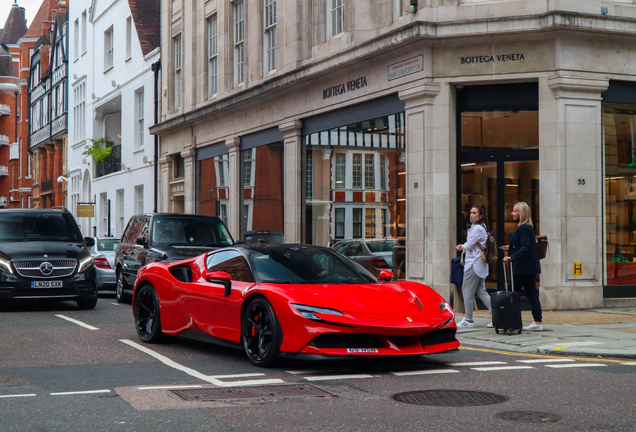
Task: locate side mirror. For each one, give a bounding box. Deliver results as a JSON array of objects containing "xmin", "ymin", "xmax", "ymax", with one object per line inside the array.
[
  {"xmin": 84, "ymin": 237, "xmax": 95, "ymax": 247},
  {"xmin": 136, "ymin": 236, "xmax": 148, "ymax": 247},
  {"xmin": 378, "ymin": 270, "xmax": 394, "ymax": 282},
  {"xmin": 204, "ymin": 271, "xmax": 232, "ymax": 297}
]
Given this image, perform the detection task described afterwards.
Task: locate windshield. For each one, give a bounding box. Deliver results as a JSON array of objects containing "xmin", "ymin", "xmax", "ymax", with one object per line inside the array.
[
  {"xmin": 0, "ymin": 212, "xmax": 83, "ymax": 242},
  {"xmin": 251, "ymin": 246, "xmax": 377, "ymax": 284},
  {"xmin": 152, "ymin": 217, "xmax": 234, "ymax": 247},
  {"xmin": 365, "ymin": 240, "xmax": 397, "ymax": 253},
  {"xmin": 97, "ymin": 238, "xmax": 120, "ymax": 251}
]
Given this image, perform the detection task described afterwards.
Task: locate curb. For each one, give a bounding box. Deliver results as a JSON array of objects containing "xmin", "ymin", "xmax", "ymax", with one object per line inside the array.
[{"xmin": 537, "ymin": 346, "xmax": 636, "ymax": 360}]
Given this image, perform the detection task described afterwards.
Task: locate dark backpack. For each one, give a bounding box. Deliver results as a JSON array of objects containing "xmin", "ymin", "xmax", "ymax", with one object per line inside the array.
[{"xmin": 481, "ymin": 231, "xmax": 498, "ymax": 265}]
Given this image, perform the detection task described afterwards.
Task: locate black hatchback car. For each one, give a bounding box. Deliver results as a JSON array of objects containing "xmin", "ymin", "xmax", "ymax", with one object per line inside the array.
[
  {"xmin": 114, "ymin": 213, "xmax": 234, "ymax": 302},
  {"xmin": 0, "ymin": 208, "xmax": 97, "ymax": 309}
]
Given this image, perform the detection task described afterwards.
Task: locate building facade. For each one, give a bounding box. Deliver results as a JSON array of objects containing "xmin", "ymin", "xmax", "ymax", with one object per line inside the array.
[
  {"xmin": 67, "ymin": 0, "xmax": 160, "ymax": 237},
  {"xmin": 152, "ymin": 0, "xmax": 636, "ymax": 310}
]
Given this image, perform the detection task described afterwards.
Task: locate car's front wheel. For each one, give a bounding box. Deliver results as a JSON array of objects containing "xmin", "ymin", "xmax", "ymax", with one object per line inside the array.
[
  {"xmin": 242, "ymin": 297, "xmax": 282, "ymax": 367},
  {"xmin": 76, "ymin": 296, "xmax": 98, "ymax": 310},
  {"xmin": 134, "ymin": 284, "xmax": 164, "ymax": 343},
  {"xmin": 116, "ymin": 270, "xmax": 132, "ymax": 303}
]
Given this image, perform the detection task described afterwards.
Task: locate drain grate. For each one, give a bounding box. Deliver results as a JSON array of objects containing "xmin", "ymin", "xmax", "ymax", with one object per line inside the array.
[
  {"xmin": 170, "ymin": 384, "xmax": 336, "ymax": 402},
  {"xmin": 393, "ymin": 390, "xmax": 509, "ymax": 407},
  {"xmin": 496, "ymin": 411, "xmax": 562, "ymax": 423}
]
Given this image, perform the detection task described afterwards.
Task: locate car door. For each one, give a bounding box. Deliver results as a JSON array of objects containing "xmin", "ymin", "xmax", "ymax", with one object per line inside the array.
[{"xmin": 180, "ymin": 250, "xmax": 253, "ymax": 342}]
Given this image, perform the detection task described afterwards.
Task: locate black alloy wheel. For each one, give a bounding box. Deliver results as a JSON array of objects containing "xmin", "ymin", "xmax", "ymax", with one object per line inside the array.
[
  {"xmin": 76, "ymin": 296, "xmax": 98, "ymax": 310},
  {"xmin": 135, "ymin": 284, "xmax": 164, "ymax": 343},
  {"xmin": 116, "ymin": 270, "xmax": 132, "ymax": 303},
  {"xmin": 242, "ymin": 297, "xmax": 282, "ymax": 367}
]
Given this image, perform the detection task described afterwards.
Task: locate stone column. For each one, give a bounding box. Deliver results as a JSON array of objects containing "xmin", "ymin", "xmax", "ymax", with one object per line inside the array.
[
  {"xmin": 226, "ymin": 137, "xmax": 241, "ymax": 239},
  {"xmin": 540, "ymin": 75, "xmax": 609, "ymax": 310},
  {"xmin": 54, "ymin": 141, "xmax": 64, "ymax": 207},
  {"xmin": 280, "ymin": 120, "xmax": 302, "ymax": 243},
  {"xmin": 181, "ymin": 146, "xmax": 196, "ymax": 214},
  {"xmin": 399, "ymin": 83, "xmax": 456, "ymax": 302},
  {"xmin": 158, "ymin": 155, "xmax": 170, "ymax": 213}
]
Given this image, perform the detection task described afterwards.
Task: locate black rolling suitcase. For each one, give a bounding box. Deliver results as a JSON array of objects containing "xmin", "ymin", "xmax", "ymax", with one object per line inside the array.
[{"xmin": 491, "ymin": 259, "xmax": 523, "ymax": 335}]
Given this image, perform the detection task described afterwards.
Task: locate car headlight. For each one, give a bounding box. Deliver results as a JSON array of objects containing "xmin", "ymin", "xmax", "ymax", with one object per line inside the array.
[
  {"xmin": 0, "ymin": 258, "xmax": 13, "ymax": 274},
  {"xmin": 292, "ymin": 304, "xmax": 344, "ymax": 321},
  {"xmin": 77, "ymin": 256, "xmax": 94, "ymax": 273},
  {"xmin": 439, "ymin": 301, "xmax": 455, "ymax": 318}
]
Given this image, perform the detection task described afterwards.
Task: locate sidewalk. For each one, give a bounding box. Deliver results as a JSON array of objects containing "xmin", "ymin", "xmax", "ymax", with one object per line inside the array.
[{"xmin": 456, "ymin": 307, "xmax": 636, "ymax": 359}]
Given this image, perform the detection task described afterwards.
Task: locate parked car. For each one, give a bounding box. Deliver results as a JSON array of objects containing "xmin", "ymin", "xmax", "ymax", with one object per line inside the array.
[
  {"xmin": 114, "ymin": 213, "xmax": 234, "ymax": 303},
  {"xmin": 331, "ymin": 239, "xmax": 397, "ymax": 277},
  {"xmin": 88, "ymin": 237, "xmax": 120, "ymax": 291},
  {"xmin": 0, "ymin": 208, "xmax": 97, "ymax": 309},
  {"xmin": 243, "ymin": 230, "xmax": 284, "ymax": 244},
  {"xmin": 132, "ymin": 244, "xmax": 458, "ymax": 366}
]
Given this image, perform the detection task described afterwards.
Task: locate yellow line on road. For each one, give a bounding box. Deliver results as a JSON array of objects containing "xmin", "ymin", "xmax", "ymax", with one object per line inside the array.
[{"xmin": 458, "ymin": 346, "xmax": 630, "ymax": 364}]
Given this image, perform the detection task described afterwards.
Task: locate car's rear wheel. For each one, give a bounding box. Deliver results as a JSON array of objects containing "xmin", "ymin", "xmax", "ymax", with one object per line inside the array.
[
  {"xmin": 116, "ymin": 270, "xmax": 132, "ymax": 303},
  {"xmin": 134, "ymin": 284, "xmax": 164, "ymax": 343},
  {"xmin": 76, "ymin": 296, "xmax": 98, "ymax": 310},
  {"xmin": 242, "ymin": 297, "xmax": 282, "ymax": 367}
]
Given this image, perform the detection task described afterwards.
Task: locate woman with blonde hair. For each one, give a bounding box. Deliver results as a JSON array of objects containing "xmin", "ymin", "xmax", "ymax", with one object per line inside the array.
[{"xmin": 503, "ymin": 202, "xmax": 543, "ymax": 331}]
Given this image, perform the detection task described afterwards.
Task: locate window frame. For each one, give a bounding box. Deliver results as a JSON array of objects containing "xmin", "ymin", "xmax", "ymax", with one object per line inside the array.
[
  {"xmin": 207, "ymin": 15, "xmax": 218, "ymax": 98},
  {"xmin": 174, "ymin": 33, "xmax": 182, "ymax": 109},
  {"xmin": 233, "ymin": 0, "xmax": 245, "ymax": 86},
  {"xmin": 326, "ymin": 0, "xmax": 345, "ymax": 39},
  {"xmin": 104, "ymin": 26, "xmax": 114, "ymax": 71},
  {"xmin": 263, "ymin": 0, "xmax": 276, "ymax": 74}
]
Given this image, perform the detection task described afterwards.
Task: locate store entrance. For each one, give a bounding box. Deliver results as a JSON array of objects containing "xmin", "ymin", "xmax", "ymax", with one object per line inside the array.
[{"xmin": 457, "ymin": 83, "xmax": 540, "ymax": 292}]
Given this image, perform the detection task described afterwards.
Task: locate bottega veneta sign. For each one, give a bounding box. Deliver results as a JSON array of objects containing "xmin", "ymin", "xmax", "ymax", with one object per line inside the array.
[
  {"xmin": 460, "ymin": 53, "xmax": 526, "ymax": 64},
  {"xmin": 323, "ymin": 76, "xmax": 368, "ymax": 100}
]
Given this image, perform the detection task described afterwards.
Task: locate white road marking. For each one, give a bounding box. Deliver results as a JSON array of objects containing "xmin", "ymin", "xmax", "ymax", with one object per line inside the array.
[
  {"xmin": 621, "ymin": 363, "xmax": 636, "ymax": 366},
  {"xmin": 119, "ymin": 339, "xmax": 284, "ymax": 387},
  {"xmin": 111, "ymin": 303, "xmax": 120, "ymax": 306},
  {"xmin": 517, "ymin": 359, "xmax": 576, "ymax": 364},
  {"xmin": 138, "ymin": 385, "xmax": 203, "ymax": 390},
  {"xmin": 55, "ymin": 314, "xmax": 99, "ymax": 331},
  {"xmin": 304, "ymin": 374, "xmax": 373, "ymax": 381},
  {"xmin": 208, "ymin": 373, "xmax": 265, "ymax": 379},
  {"xmin": 392, "ymin": 369, "xmax": 460, "ymax": 376},
  {"xmin": 50, "ymin": 390, "xmax": 111, "ymax": 396},
  {"xmin": 0, "ymin": 394, "xmax": 36, "ymax": 399},
  {"xmin": 449, "ymin": 361, "xmax": 507, "ymax": 367},
  {"xmin": 545, "ymin": 363, "xmax": 607, "ymax": 369},
  {"xmin": 472, "ymin": 366, "xmax": 534, "ymax": 371}
]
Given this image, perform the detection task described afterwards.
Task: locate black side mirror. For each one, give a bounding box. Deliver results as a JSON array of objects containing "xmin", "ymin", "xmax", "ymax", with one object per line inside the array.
[
  {"xmin": 84, "ymin": 237, "xmax": 95, "ymax": 247},
  {"xmin": 136, "ymin": 236, "xmax": 148, "ymax": 247}
]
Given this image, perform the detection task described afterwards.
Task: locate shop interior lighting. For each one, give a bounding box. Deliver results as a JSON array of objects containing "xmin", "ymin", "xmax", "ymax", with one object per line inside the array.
[{"xmin": 461, "ymin": 163, "xmax": 475, "ymax": 167}]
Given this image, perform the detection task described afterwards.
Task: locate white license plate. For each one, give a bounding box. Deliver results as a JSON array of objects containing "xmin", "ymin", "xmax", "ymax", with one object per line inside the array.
[
  {"xmin": 346, "ymin": 348, "xmax": 379, "ymax": 353},
  {"xmin": 31, "ymin": 281, "xmax": 63, "ymax": 289}
]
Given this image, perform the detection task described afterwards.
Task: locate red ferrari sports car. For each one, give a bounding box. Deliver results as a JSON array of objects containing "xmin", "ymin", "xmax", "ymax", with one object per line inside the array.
[{"xmin": 132, "ymin": 244, "xmax": 459, "ymax": 366}]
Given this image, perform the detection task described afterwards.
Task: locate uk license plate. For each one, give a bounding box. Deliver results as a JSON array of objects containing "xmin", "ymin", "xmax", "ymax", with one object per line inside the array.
[
  {"xmin": 31, "ymin": 281, "xmax": 63, "ymax": 289},
  {"xmin": 346, "ymin": 348, "xmax": 378, "ymax": 353}
]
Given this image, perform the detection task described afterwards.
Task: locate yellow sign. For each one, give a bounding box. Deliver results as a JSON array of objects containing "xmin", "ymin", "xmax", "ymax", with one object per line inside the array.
[
  {"xmin": 573, "ymin": 263, "xmax": 583, "ymax": 276},
  {"xmin": 76, "ymin": 204, "xmax": 95, "ymax": 218}
]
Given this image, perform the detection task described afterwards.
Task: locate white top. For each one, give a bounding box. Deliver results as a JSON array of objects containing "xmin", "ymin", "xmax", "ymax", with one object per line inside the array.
[{"xmin": 462, "ymin": 223, "xmax": 489, "ymax": 278}]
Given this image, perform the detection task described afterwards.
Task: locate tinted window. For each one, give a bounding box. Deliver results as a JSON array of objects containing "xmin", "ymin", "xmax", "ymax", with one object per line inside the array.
[
  {"xmin": 251, "ymin": 246, "xmax": 377, "ymax": 284},
  {"xmin": 97, "ymin": 238, "xmax": 120, "ymax": 251},
  {"xmin": 152, "ymin": 217, "xmax": 233, "ymax": 246},
  {"xmin": 122, "ymin": 217, "xmax": 143, "ymax": 244},
  {"xmin": 0, "ymin": 212, "xmax": 83, "ymax": 242},
  {"xmin": 206, "ymin": 250, "xmax": 253, "ymax": 282},
  {"xmin": 365, "ymin": 240, "xmax": 397, "ymax": 253},
  {"xmin": 346, "ymin": 242, "xmax": 363, "ymax": 256}
]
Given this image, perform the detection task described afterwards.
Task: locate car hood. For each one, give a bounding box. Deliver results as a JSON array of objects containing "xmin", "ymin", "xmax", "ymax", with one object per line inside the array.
[
  {"xmin": 291, "ymin": 282, "xmax": 442, "ymax": 315},
  {"xmin": 0, "ymin": 241, "xmax": 88, "ymax": 261}
]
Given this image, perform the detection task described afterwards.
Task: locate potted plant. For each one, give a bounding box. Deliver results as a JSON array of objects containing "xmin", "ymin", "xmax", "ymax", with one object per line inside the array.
[{"xmin": 82, "ymin": 136, "xmax": 115, "ymax": 163}]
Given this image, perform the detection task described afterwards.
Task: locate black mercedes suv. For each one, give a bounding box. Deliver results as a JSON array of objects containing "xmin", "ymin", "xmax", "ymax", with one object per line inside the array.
[
  {"xmin": 0, "ymin": 208, "xmax": 98, "ymax": 309},
  {"xmin": 114, "ymin": 213, "xmax": 234, "ymax": 302}
]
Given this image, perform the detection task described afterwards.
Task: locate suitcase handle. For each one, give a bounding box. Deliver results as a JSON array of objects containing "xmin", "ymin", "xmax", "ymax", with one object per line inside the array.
[{"xmin": 503, "ymin": 258, "xmax": 514, "ymax": 292}]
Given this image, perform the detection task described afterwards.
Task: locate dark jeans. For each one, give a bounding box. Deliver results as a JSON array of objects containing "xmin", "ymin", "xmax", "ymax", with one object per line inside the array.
[{"xmin": 511, "ymin": 273, "xmax": 542, "ymax": 323}]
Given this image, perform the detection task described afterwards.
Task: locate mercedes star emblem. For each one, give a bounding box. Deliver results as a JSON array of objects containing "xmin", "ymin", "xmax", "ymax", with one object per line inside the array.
[{"xmin": 39, "ymin": 262, "xmax": 54, "ymax": 276}]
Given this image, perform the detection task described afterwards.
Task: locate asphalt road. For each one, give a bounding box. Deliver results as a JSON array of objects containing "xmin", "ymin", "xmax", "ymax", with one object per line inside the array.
[{"xmin": 1, "ymin": 294, "xmax": 635, "ymax": 432}]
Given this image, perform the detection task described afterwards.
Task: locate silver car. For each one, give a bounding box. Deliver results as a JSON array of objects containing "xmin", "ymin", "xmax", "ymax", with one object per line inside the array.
[
  {"xmin": 332, "ymin": 239, "xmax": 397, "ymax": 277},
  {"xmin": 89, "ymin": 237, "xmax": 120, "ymax": 290}
]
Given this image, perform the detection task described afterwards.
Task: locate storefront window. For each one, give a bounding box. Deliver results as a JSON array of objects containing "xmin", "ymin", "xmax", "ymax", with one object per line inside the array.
[
  {"xmin": 240, "ymin": 142, "xmax": 284, "ymax": 243},
  {"xmin": 196, "ymin": 152, "xmax": 230, "ymax": 226},
  {"xmin": 603, "ymin": 103, "xmax": 636, "ymax": 286},
  {"xmin": 304, "ymin": 112, "xmax": 406, "ymax": 279}
]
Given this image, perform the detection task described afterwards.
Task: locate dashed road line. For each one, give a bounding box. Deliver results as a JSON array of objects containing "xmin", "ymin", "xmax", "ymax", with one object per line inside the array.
[
  {"xmin": 545, "ymin": 363, "xmax": 607, "ymax": 369},
  {"xmin": 138, "ymin": 385, "xmax": 203, "ymax": 390},
  {"xmin": 304, "ymin": 374, "xmax": 374, "ymax": 381},
  {"xmin": 517, "ymin": 359, "xmax": 575, "ymax": 364},
  {"xmin": 111, "ymin": 303, "xmax": 121, "ymax": 306},
  {"xmin": 50, "ymin": 390, "xmax": 111, "ymax": 396},
  {"xmin": 449, "ymin": 361, "xmax": 507, "ymax": 367},
  {"xmin": 472, "ymin": 366, "xmax": 534, "ymax": 372},
  {"xmin": 55, "ymin": 314, "xmax": 99, "ymax": 331},
  {"xmin": 392, "ymin": 369, "xmax": 460, "ymax": 376},
  {"xmin": 621, "ymin": 363, "xmax": 636, "ymax": 366},
  {"xmin": 0, "ymin": 394, "xmax": 36, "ymax": 399}
]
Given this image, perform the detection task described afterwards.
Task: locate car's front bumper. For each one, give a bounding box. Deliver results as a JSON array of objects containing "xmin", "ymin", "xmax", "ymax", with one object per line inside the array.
[{"xmin": 0, "ymin": 269, "xmax": 97, "ymax": 301}]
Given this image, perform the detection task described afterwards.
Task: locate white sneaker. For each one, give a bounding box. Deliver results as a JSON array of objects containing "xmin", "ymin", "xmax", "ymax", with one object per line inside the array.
[
  {"xmin": 458, "ymin": 318, "xmax": 474, "ymax": 328},
  {"xmin": 523, "ymin": 322, "xmax": 544, "ymax": 331},
  {"xmin": 486, "ymin": 322, "xmax": 494, "ymax": 328}
]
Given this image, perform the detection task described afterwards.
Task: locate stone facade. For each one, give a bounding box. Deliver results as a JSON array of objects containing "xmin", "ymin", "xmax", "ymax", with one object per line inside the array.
[{"xmin": 152, "ymin": 0, "xmax": 636, "ymax": 309}]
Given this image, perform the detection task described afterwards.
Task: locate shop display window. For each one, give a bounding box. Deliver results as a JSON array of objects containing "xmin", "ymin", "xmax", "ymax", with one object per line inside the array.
[
  {"xmin": 197, "ymin": 153, "xmax": 230, "ymax": 227},
  {"xmin": 304, "ymin": 113, "xmax": 406, "ymax": 279}
]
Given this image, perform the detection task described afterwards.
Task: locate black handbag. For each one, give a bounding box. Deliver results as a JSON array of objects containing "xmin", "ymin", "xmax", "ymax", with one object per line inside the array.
[
  {"xmin": 450, "ymin": 256, "xmax": 464, "ymax": 285},
  {"xmin": 535, "ymin": 235, "xmax": 549, "ymax": 259}
]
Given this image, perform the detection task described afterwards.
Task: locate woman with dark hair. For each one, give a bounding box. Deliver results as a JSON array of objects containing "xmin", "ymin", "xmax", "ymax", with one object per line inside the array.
[
  {"xmin": 503, "ymin": 201, "xmax": 543, "ymax": 331},
  {"xmin": 455, "ymin": 205, "xmax": 492, "ymax": 328}
]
